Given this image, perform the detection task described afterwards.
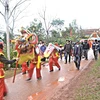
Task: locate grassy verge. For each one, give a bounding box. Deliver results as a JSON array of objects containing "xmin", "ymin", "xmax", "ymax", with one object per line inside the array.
[
  {"xmin": 75, "ymin": 59, "xmax": 100, "ymax": 100},
  {"xmin": 5, "ymin": 68, "xmax": 22, "ymax": 79}
]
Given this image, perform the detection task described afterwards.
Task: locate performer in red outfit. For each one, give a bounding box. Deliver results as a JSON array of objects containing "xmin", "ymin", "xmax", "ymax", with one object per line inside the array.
[
  {"xmin": 21, "ymin": 62, "xmax": 28, "ymax": 74},
  {"xmin": 15, "ymin": 28, "xmax": 29, "ymax": 75},
  {"xmin": 26, "ymin": 46, "xmax": 42, "ymax": 81},
  {"xmin": 49, "ymin": 48, "xmax": 61, "ymax": 72},
  {"xmin": 0, "ymin": 39, "xmax": 17, "ymax": 100},
  {"xmin": 15, "ymin": 41, "xmax": 28, "ymax": 75}
]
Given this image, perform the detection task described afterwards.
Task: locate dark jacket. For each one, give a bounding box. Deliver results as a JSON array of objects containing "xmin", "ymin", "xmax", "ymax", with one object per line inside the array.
[
  {"xmin": 83, "ymin": 42, "xmax": 90, "ymax": 50},
  {"xmin": 0, "ymin": 54, "xmax": 16, "ymax": 64},
  {"xmin": 64, "ymin": 43, "xmax": 72, "ymax": 53},
  {"xmin": 92, "ymin": 42, "xmax": 99, "ymax": 50},
  {"xmin": 73, "ymin": 44, "xmax": 82, "ymax": 56}
]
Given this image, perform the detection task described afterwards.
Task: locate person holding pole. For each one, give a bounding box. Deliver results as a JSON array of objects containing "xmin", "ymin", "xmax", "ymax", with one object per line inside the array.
[{"xmin": 0, "ymin": 39, "xmax": 18, "ymax": 100}]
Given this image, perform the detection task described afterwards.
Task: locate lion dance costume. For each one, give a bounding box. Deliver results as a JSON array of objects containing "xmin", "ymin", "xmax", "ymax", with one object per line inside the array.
[{"xmin": 15, "ymin": 27, "xmax": 41, "ymax": 81}]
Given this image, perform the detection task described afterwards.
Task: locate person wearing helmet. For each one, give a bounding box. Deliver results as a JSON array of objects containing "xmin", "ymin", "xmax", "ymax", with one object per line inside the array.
[{"xmin": 0, "ymin": 39, "xmax": 18, "ymax": 100}]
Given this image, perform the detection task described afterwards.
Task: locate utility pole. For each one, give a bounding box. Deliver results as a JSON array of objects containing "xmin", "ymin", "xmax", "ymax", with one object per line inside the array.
[{"xmin": 5, "ymin": 0, "xmax": 10, "ymax": 60}]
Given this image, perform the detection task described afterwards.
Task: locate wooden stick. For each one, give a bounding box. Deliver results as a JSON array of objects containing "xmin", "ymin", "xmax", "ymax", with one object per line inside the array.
[
  {"xmin": 12, "ymin": 51, "xmax": 20, "ymax": 83},
  {"xmin": 12, "ymin": 61, "xmax": 18, "ymax": 83}
]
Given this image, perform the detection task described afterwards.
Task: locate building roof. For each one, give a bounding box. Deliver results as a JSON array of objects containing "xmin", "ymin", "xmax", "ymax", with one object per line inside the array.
[{"xmin": 82, "ymin": 28, "xmax": 100, "ymax": 35}]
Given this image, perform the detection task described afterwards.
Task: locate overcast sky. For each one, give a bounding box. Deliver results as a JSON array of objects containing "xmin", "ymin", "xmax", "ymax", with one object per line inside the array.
[
  {"xmin": 20, "ymin": 0, "xmax": 100, "ymax": 28},
  {"xmin": 0, "ymin": 0, "xmax": 100, "ymax": 32}
]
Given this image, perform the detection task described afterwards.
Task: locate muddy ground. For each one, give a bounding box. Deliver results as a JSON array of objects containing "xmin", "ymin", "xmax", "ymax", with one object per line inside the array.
[{"xmin": 47, "ymin": 61, "xmax": 95, "ymax": 100}]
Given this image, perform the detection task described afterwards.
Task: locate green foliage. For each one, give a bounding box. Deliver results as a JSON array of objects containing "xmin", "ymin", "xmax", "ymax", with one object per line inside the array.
[
  {"xmin": 26, "ymin": 18, "xmax": 85, "ymax": 45},
  {"xmin": 51, "ymin": 18, "xmax": 64, "ymax": 27},
  {"xmin": 27, "ymin": 19, "xmax": 45, "ymax": 41}
]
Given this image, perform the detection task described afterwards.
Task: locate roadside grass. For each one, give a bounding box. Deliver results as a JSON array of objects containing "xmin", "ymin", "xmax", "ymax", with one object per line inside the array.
[
  {"xmin": 5, "ymin": 68, "xmax": 22, "ymax": 79},
  {"xmin": 75, "ymin": 58, "xmax": 100, "ymax": 100}
]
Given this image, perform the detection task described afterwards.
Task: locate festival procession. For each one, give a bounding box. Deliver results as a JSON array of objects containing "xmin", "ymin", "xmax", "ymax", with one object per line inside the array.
[
  {"xmin": 0, "ymin": 25, "xmax": 100, "ymax": 100},
  {"xmin": 1, "ymin": 0, "xmax": 100, "ymax": 99}
]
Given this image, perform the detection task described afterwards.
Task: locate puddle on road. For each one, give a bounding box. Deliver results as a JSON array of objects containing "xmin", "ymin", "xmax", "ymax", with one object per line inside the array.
[
  {"xmin": 58, "ymin": 77, "xmax": 65, "ymax": 82},
  {"xmin": 27, "ymin": 96, "xmax": 33, "ymax": 100}
]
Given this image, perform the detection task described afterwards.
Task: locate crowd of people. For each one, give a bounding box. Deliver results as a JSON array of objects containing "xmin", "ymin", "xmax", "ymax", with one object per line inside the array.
[
  {"xmin": 1, "ymin": 29, "xmax": 100, "ymax": 99},
  {"xmin": 35, "ymin": 38, "xmax": 100, "ymax": 73},
  {"xmin": 57, "ymin": 39, "xmax": 100, "ymax": 70}
]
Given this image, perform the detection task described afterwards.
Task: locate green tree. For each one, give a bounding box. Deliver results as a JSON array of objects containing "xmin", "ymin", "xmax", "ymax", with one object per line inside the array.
[
  {"xmin": 49, "ymin": 30, "xmax": 59, "ymax": 43},
  {"xmin": 68, "ymin": 19, "xmax": 83, "ymax": 41},
  {"xmin": 50, "ymin": 18, "xmax": 65, "ymax": 43},
  {"xmin": 27, "ymin": 19, "xmax": 45, "ymax": 41},
  {"xmin": 51, "ymin": 18, "xmax": 64, "ymax": 36},
  {"xmin": 51, "ymin": 18, "xmax": 64, "ymax": 28}
]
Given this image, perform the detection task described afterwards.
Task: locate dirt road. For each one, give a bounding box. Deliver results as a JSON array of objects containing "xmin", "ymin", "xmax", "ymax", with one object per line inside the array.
[{"xmin": 5, "ymin": 49, "xmax": 93, "ymax": 100}]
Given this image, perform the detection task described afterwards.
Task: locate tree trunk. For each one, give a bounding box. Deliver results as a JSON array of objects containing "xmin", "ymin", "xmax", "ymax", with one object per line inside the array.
[{"xmin": 5, "ymin": 0, "xmax": 10, "ymax": 60}]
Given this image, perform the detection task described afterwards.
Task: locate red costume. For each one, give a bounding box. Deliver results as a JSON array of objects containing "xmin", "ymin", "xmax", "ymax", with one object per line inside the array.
[
  {"xmin": 49, "ymin": 49, "xmax": 61, "ymax": 72},
  {"xmin": 0, "ymin": 51, "xmax": 7, "ymax": 100},
  {"xmin": 0, "ymin": 40, "xmax": 16, "ymax": 100},
  {"xmin": 15, "ymin": 28, "xmax": 39, "ymax": 76},
  {"xmin": 0, "ymin": 40, "xmax": 7, "ymax": 100},
  {"xmin": 15, "ymin": 40, "xmax": 28, "ymax": 74},
  {"xmin": 21, "ymin": 62, "xmax": 28, "ymax": 74},
  {"xmin": 26, "ymin": 46, "xmax": 42, "ymax": 81}
]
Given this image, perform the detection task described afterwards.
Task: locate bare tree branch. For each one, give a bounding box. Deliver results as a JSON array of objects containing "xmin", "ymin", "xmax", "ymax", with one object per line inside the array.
[
  {"xmin": 39, "ymin": 7, "xmax": 53, "ymax": 33},
  {"xmin": 9, "ymin": 0, "xmax": 30, "ymax": 19},
  {"xmin": 0, "ymin": 0, "xmax": 31, "ymax": 34},
  {"xmin": 0, "ymin": 0, "xmax": 5, "ymax": 19},
  {"xmin": 15, "ymin": 3, "xmax": 30, "ymax": 21},
  {"xmin": 0, "ymin": 0, "xmax": 5, "ymax": 6},
  {"xmin": 0, "ymin": 11, "xmax": 5, "ymax": 18}
]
